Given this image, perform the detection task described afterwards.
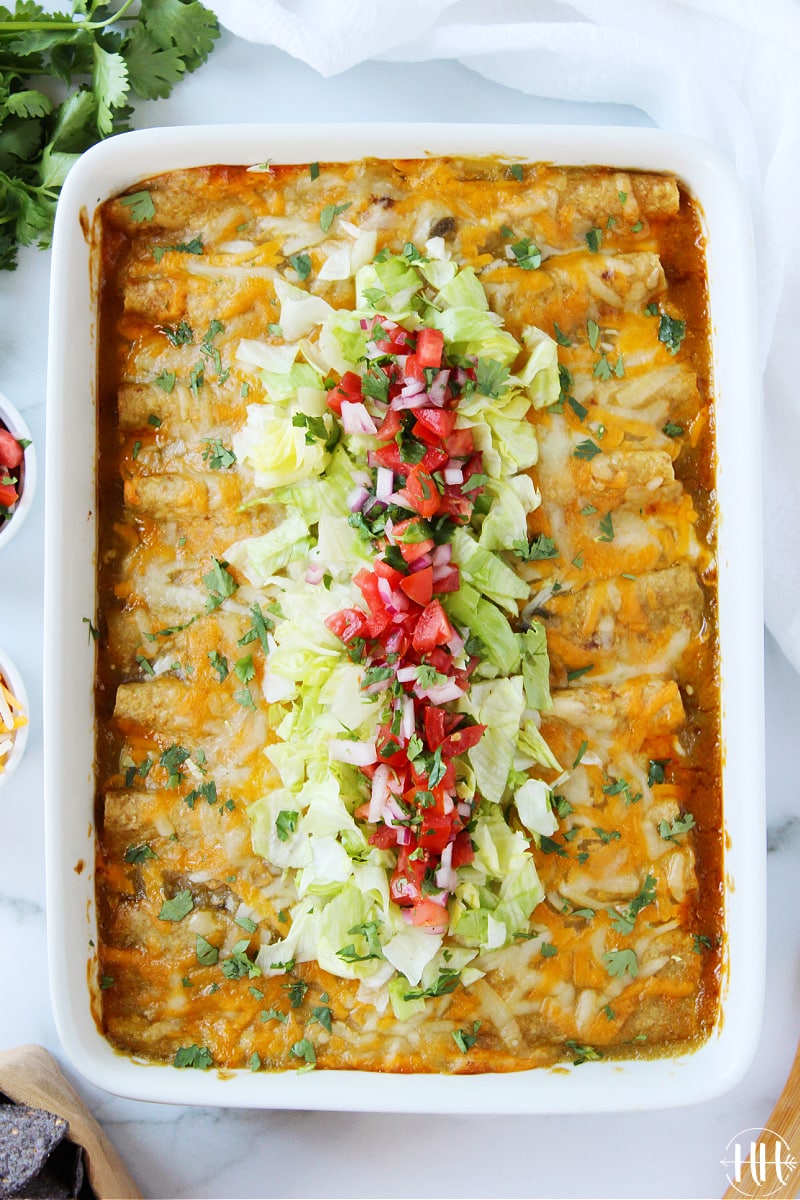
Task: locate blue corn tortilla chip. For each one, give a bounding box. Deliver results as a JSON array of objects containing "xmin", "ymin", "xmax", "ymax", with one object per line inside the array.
[{"xmin": 0, "ymin": 1105, "xmax": 69, "ymax": 1199}]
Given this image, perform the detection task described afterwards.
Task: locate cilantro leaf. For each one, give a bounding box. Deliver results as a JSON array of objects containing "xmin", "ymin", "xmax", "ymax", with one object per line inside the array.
[
  {"xmin": 174, "ymin": 1044, "xmax": 213, "ymax": 1069},
  {"xmin": 475, "ymin": 358, "xmax": 510, "ymax": 399},
  {"xmin": 92, "ymin": 42, "xmax": 128, "ymax": 136},
  {"xmin": 658, "ymin": 313, "xmax": 686, "ymax": 355},
  {"xmin": 320, "ymin": 201, "xmax": 351, "ymax": 232},
  {"xmin": 602, "ymin": 948, "xmax": 639, "ymax": 978},
  {"xmin": 658, "ymin": 812, "xmax": 696, "ymax": 842},
  {"xmin": 120, "ymin": 190, "xmax": 155, "ymax": 222},
  {"xmin": 512, "ymin": 533, "xmax": 559, "ymax": 561},
  {"xmin": 574, "ymin": 438, "xmax": 602, "ymax": 461},
  {"xmin": 158, "ymin": 889, "xmax": 194, "ymax": 922},
  {"xmin": 290, "ymin": 252, "xmax": 311, "ymax": 280}
]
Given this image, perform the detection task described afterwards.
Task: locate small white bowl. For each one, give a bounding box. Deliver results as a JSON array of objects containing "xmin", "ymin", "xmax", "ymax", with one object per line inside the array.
[
  {"xmin": 0, "ymin": 391, "xmax": 36, "ymax": 551},
  {"xmin": 0, "ymin": 645, "xmax": 29, "ymax": 788}
]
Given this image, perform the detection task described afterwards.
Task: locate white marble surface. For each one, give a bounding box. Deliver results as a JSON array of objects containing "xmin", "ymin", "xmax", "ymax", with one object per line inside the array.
[{"xmin": 1, "ymin": 32, "xmax": 799, "ymax": 1200}]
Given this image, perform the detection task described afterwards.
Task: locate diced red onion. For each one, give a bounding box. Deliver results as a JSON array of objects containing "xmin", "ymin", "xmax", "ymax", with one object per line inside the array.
[
  {"xmin": 383, "ymin": 627, "xmax": 404, "ymax": 654},
  {"xmin": 388, "ymin": 492, "xmax": 412, "ymax": 508},
  {"xmin": 304, "ymin": 564, "xmax": 324, "ymax": 585},
  {"xmin": 435, "ymin": 863, "xmax": 458, "ymax": 892},
  {"xmin": 428, "ymin": 369, "xmax": 450, "ymax": 405},
  {"xmin": 386, "ymin": 794, "xmax": 406, "ymax": 823},
  {"xmin": 391, "ymin": 392, "xmax": 427, "ymax": 412},
  {"xmin": 424, "ymin": 680, "xmax": 465, "ymax": 704},
  {"xmin": 457, "ymin": 801, "xmax": 471, "ymax": 818},
  {"xmin": 454, "ymin": 368, "xmax": 468, "ymax": 385},
  {"xmin": 328, "ymin": 738, "xmax": 377, "ymax": 766},
  {"xmin": 396, "ymin": 665, "xmax": 417, "ymax": 683},
  {"xmin": 395, "ymin": 825, "xmax": 412, "ymax": 846},
  {"xmin": 390, "ymin": 587, "xmax": 410, "ymax": 612},
  {"xmin": 432, "ymin": 543, "xmax": 452, "ymax": 567},
  {"xmin": 447, "ymin": 629, "xmax": 465, "ymax": 657},
  {"xmin": 369, "ymin": 764, "xmax": 390, "ymax": 822},
  {"xmin": 442, "ymin": 793, "xmax": 455, "ymax": 815},
  {"xmin": 400, "ymin": 378, "xmax": 425, "ymax": 397},
  {"xmin": 348, "ymin": 485, "xmax": 370, "ymax": 512},
  {"xmin": 376, "ymin": 467, "xmax": 394, "ymax": 501},
  {"xmin": 384, "ymin": 517, "xmax": 394, "ymax": 541},
  {"xmin": 341, "ymin": 400, "xmax": 378, "ymax": 435},
  {"xmin": 443, "ymin": 467, "xmax": 463, "ymax": 486},
  {"xmin": 440, "ymin": 843, "xmax": 454, "ymax": 871},
  {"xmin": 408, "ymin": 553, "xmax": 432, "ymax": 572},
  {"xmin": 360, "ymin": 318, "xmax": 369, "ymax": 330},
  {"xmin": 376, "ymin": 575, "xmax": 397, "ymax": 612},
  {"xmin": 427, "ymin": 890, "xmax": 450, "ymax": 908},
  {"xmin": 352, "ymin": 469, "xmax": 371, "ymax": 488},
  {"xmin": 401, "ymin": 695, "xmax": 415, "ymax": 741}
]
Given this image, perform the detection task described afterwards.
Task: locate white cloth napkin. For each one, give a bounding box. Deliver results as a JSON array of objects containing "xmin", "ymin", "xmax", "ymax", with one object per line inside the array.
[{"xmin": 209, "ymin": 0, "xmax": 800, "ymax": 674}]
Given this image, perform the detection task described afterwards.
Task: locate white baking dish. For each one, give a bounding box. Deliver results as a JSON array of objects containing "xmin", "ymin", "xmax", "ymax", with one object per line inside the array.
[{"xmin": 44, "ymin": 124, "xmax": 764, "ymax": 1113}]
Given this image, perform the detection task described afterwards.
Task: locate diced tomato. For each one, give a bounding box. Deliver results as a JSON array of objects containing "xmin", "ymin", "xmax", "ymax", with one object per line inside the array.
[
  {"xmin": 440, "ymin": 722, "xmax": 486, "ymax": 759},
  {"xmin": 375, "ymin": 724, "xmax": 408, "ymax": 768},
  {"xmin": 415, "ymin": 407, "xmax": 456, "ymax": 438},
  {"xmin": 399, "ymin": 466, "xmax": 440, "ymax": 519},
  {"xmin": 0, "ymin": 482, "xmax": 17, "ymax": 507},
  {"xmin": 374, "ymin": 558, "xmax": 405, "ymax": 587},
  {"xmin": 416, "ymin": 327, "xmax": 444, "ymax": 369},
  {"xmin": 399, "ymin": 565, "xmax": 433, "ymax": 607},
  {"xmin": 376, "ymin": 409, "xmax": 404, "ymax": 442},
  {"xmin": 423, "ymin": 706, "xmax": 447, "ymax": 750},
  {"xmin": 373, "ymin": 442, "xmax": 404, "ymax": 471},
  {"xmin": 431, "ymin": 564, "xmax": 460, "ymax": 593},
  {"xmin": 353, "ymin": 568, "xmax": 384, "ymax": 614},
  {"xmin": 438, "ymin": 493, "xmax": 473, "ymax": 523},
  {"xmin": 325, "ymin": 608, "xmax": 366, "ymax": 643},
  {"xmin": 340, "ymin": 371, "xmax": 363, "ymax": 394},
  {"xmin": 403, "ymin": 354, "xmax": 425, "ymax": 382},
  {"xmin": 390, "ymin": 846, "xmax": 428, "ymax": 906},
  {"xmin": 412, "ymin": 600, "xmax": 453, "ymax": 653},
  {"xmin": 0, "ymin": 431, "xmax": 23, "ymax": 469},
  {"xmin": 409, "ymin": 420, "xmax": 440, "ymax": 448},
  {"xmin": 420, "ymin": 446, "xmax": 449, "ymax": 472},
  {"xmin": 418, "ymin": 809, "xmax": 455, "ymax": 855},
  {"xmin": 399, "ymin": 538, "xmax": 434, "ymax": 563},
  {"xmin": 326, "ymin": 370, "xmax": 363, "ymax": 416},
  {"xmin": 369, "ymin": 824, "xmax": 398, "ymax": 850},
  {"xmin": 445, "ymin": 428, "xmax": 474, "ymax": 457},
  {"xmin": 407, "ymin": 898, "xmax": 449, "ymax": 928},
  {"xmin": 461, "ymin": 453, "xmax": 485, "ymax": 487},
  {"xmin": 450, "ymin": 830, "xmax": 475, "ymax": 869},
  {"xmin": 423, "ymin": 648, "xmax": 452, "ymax": 673}
]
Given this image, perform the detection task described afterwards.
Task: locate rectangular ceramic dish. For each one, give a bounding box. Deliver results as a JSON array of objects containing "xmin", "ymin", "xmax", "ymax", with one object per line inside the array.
[{"xmin": 44, "ymin": 124, "xmax": 764, "ymax": 1112}]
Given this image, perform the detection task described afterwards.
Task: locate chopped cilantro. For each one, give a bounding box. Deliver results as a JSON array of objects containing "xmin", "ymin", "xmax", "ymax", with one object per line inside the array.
[
  {"xmin": 276, "ymin": 810, "xmax": 299, "ymax": 842},
  {"xmin": 658, "ymin": 813, "xmax": 696, "ymax": 842},
  {"xmin": 585, "ymin": 227, "xmax": 602, "ymax": 253},
  {"xmin": 123, "ymin": 844, "xmax": 157, "ymax": 864},
  {"xmin": 320, "ymin": 201, "xmax": 352, "ymax": 232},
  {"xmin": 658, "ymin": 313, "xmax": 687, "ymax": 355},
  {"xmin": 158, "ymin": 889, "xmax": 194, "ymax": 922},
  {"xmin": 174, "ymin": 1045, "xmax": 213, "ymax": 1070},
  {"xmin": 602, "ymin": 948, "xmax": 639, "ymax": 979},
  {"xmin": 290, "ymin": 252, "xmax": 312, "ymax": 281},
  {"xmin": 574, "ymin": 438, "xmax": 602, "ymax": 461},
  {"xmin": 510, "ymin": 237, "xmax": 541, "ymax": 270}
]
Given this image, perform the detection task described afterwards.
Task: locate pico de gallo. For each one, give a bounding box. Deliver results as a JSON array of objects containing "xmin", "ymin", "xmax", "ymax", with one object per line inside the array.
[{"xmin": 0, "ymin": 423, "xmax": 28, "ymax": 526}]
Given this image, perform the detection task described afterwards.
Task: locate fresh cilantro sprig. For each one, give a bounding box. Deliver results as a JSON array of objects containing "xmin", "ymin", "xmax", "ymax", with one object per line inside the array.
[{"xmin": 0, "ymin": 0, "xmax": 220, "ymax": 270}]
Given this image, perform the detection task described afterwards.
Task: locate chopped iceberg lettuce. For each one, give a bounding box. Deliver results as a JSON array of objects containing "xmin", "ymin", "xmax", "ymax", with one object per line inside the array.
[
  {"xmin": 517, "ymin": 326, "xmax": 561, "ymax": 408},
  {"xmin": 233, "ymin": 403, "xmax": 329, "ymax": 490},
  {"xmin": 224, "ymin": 510, "xmax": 312, "ymax": 585}
]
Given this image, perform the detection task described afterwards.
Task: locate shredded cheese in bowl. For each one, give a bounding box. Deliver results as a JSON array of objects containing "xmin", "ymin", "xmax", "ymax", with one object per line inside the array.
[{"xmin": 0, "ymin": 650, "xmax": 29, "ymax": 785}]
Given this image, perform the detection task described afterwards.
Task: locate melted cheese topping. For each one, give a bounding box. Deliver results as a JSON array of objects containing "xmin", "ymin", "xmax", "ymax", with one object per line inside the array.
[{"xmin": 94, "ymin": 158, "xmax": 722, "ymax": 1074}]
